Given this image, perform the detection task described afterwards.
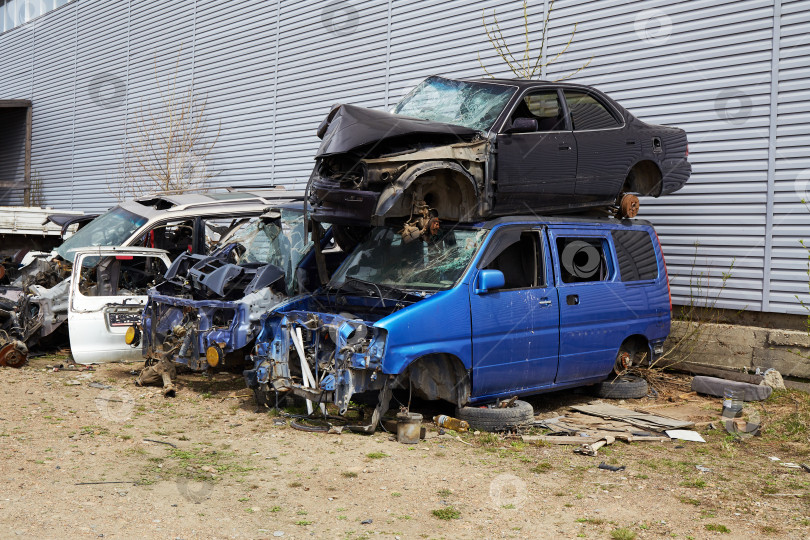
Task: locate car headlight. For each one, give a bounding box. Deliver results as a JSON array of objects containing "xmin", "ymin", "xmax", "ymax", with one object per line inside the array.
[
  {"xmin": 125, "ymin": 325, "xmax": 141, "ymax": 346},
  {"xmin": 206, "ymin": 343, "xmax": 224, "ymax": 367}
]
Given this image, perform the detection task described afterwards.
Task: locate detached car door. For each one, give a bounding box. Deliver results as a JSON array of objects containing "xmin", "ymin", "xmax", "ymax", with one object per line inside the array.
[{"xmin": 68, "ymin": 248, "xmax": 171, "ymax": 364}]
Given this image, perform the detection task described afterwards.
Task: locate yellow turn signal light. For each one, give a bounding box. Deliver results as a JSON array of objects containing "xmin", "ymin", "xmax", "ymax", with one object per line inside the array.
[
  {"xmin": 206, "ymin": 344, "xmax": 224, "ymax": 367},
  {"xmin": 125, "ymin": 325, "xmax": 141, "ymax": 346}
]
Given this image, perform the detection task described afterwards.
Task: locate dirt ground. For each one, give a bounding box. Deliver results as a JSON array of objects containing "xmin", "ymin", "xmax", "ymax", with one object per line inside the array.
[{"xmin": 1, "ymin": 355, "xmax": 808, "ymax": 540}]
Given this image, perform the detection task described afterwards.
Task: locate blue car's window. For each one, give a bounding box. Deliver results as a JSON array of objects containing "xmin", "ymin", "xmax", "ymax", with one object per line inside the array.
[
  {"xmin": 57, "ymin": 207, "xmax": 148, "ymax": 262},
  {"xmin": 556, "ymin": 237, "xmax": 610, "ymax": 283},
  {"xmin": 331, "ymin": 226, "xmax": 487, "ymax": 291},
  {"xmin": 612, "ymin": 230, "xmax": 658, "ymax": 281},
  {"xmin": 483, "ymin": 232, "xmax": 542, "ymax": 290},
  {"xmin": 394, "ymin": 76, "xmax": 516, "ymax": 132}
]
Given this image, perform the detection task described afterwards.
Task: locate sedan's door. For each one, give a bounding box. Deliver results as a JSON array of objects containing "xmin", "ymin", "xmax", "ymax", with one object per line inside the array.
[
  {"xmin": 495, "ymin": 89, "xmax": 577, "ymax": 213},
  {"xmin": 68, "ymin": 247, "xmax": 170, "ymax": 364},
  {"xmin": 469, "ymin": 227, "xmax": 559, "ymax": 399},
  {"xmin": 563, "ymin": 90, "xmax": 638, "ymax": 205}
]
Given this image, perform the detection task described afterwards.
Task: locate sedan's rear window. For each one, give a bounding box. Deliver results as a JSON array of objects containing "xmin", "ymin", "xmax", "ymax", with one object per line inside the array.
[
  {"xmin": 564, "ymin": 91, "xmax": 620, "ymax": 130},
  {"xmin": 612, "ymin": 230, "xmax": 658, "ymax": 281}
]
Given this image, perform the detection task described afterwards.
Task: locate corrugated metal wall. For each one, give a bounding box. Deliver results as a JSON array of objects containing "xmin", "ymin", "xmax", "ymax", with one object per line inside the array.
[
  {"xmin": 0, "ymin": 107, "xmax": 27, "ymax": 203},
  {"xmin": 0, "ymin": 0, "xmax": 807, "ymax": 316}
]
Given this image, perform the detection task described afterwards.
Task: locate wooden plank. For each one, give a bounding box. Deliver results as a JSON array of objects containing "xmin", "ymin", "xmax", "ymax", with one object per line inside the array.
[
  {"xmin": 668, "ymin": 362, "xmax": 763, "ymax": 384},
  {"xmin": 522, "ymin": 435, "xmax": 601, "ymax": 445},
  {"xmin": 570, "ymin": 403, "xmax": 694, "ymax": 430}
]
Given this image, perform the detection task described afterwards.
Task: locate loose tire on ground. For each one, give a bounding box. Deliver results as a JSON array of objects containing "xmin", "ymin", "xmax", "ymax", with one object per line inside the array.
[
  {"xmin": 455, "ymin": 399, "xmax": 534, "ymax": 431},
  {"xmin": 591, "ymin": 374, "xmax": 649, "ymax": 399}
]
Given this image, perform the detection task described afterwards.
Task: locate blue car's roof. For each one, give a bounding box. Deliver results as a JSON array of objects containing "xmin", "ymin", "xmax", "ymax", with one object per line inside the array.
[{"xmin": 475, "ymin": 215, "xmax": 654, "ymax": 230}]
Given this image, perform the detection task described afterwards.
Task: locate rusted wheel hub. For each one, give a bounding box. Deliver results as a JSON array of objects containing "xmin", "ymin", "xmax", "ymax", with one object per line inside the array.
[
  {"xmin": 0, "ymin": 341, "xmax": 28, "ymax": 368},
  {"xmin": 617, "ymin": 351, "xmax": 632, "ymax": 371},
  {"xmin": 619, "ymin": 193, "xmax": 640, "ymax": 219}
]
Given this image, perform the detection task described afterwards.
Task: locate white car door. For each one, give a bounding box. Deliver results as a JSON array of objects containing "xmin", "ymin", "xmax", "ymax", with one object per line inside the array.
[{"xmin": 68, "ymin": 247, "xmax": 171, "ymax": 364}]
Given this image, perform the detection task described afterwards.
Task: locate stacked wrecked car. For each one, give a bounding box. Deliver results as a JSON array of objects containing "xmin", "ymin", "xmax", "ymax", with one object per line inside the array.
[
  {"xmin": 0, "ymin": 75, "xmax": 691, "ymax": 434},
  {"xmin": 240, "ymin": 75, "xmax": 690, "ymax": 430}
]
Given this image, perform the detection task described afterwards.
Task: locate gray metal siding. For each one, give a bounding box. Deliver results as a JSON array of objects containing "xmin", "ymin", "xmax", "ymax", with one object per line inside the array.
[
  {"xmin": 771, "ymin": 0, "xmax": 810, "ymax": 313},
  {"xmin": 0, "ymin": 0, "xmax": 807, "ymax": 316}
]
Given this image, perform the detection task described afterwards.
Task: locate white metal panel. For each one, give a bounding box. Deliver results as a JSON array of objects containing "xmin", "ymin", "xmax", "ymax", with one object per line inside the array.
[
  {"xmin": 273, "ymin": 0, "xmax": 389, "ymax": 186},
  {"xmin": 72, "ymin": 0, "xmax": 128, "ymax": 212},
  {"xmin": 545, "ymin": 0, "xmax": 776, "ymax": 312},
  {"xmin": 194, "ymin": 0, "xmax": 277, "ymax": 192},
  {"xmin": 29, "ymin": 2, "xmax": 76, "ymax": 209},
  {"xmin": 770, "ymin": 0, "xmax": 810, "ymax": 314},
  {"xmin": 0, "ymin": 0, "xmax": 805, "ymax": 317}
]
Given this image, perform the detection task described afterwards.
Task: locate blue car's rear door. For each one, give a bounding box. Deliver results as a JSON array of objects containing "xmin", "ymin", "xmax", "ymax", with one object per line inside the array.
[
  {"xmin": 549, "ymin": 227, "xmax": 647, "ymax": 383},
  {"xmin": 469, "ymin": 226, "xmax": 560, "ymax": 399}
]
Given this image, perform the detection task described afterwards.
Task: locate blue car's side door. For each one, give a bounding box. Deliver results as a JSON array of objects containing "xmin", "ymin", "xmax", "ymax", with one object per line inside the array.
[
  {"xmin": 549, "ymin": 227, "xmax": 646, "ymax": 383},
  {"xmin": 469, "ymin": 226, "xmax": 560, "ymax": 399}
]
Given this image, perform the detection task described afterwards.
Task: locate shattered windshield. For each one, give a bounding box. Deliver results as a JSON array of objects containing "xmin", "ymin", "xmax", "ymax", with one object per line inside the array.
[
  {"xmin": 393, "ymin": 76, "xmax": 516, "ymax": 132},
  {"xmin": 56, "ymin": 207, "xmax": 148, "ymax": 262},
  {"xmin": 219, "ymin": 208, "xmax": 311, "ymax": 295},
  {"xmin": 330, "ymin": 226, "xmax": 487, "ymax": 291}
]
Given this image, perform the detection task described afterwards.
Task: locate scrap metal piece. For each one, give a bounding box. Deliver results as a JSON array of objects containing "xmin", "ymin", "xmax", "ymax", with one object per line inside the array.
[
  {"xmin": 135, "ymin": 357, "xmax": 177, "ymax": 397},
  {"xmin": 0, "ymin": 340, "xmax": 28, "ymax": 368},
  {"xmin": 575, "ymin": 435, "xmax": 615, "ymax": 456}
]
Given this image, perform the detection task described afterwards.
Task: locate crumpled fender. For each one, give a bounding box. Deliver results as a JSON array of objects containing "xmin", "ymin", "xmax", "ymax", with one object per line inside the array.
[{"xmin": 375, "ymin": 160, "xmax": 479, "ymax": 221}]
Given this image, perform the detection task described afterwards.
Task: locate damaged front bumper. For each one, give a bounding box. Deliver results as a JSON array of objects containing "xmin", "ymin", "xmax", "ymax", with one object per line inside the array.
[
  {"xmin": 140, "ymin": 287, "xmax": 285, "ymax": 371},
  {"xmin": 244, "ymin": 310, "xmax": 388, "ymax": 414}
]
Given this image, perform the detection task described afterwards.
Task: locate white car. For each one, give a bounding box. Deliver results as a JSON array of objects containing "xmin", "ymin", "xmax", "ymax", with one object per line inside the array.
[{"xmin": 6, "ymin": 189, "xmax": 305, "ymax": 354}]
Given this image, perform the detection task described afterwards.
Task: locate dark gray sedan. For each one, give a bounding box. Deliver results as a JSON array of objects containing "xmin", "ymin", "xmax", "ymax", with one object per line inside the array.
[{"xmin": 309, "ymin": 76, "xmax": 690, "ymax": 246}]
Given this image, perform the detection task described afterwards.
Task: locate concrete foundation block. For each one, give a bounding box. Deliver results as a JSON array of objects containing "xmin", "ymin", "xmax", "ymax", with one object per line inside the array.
[{"xmin": 752, "ymin": 347, "xmax": 810, "ymax": 379}]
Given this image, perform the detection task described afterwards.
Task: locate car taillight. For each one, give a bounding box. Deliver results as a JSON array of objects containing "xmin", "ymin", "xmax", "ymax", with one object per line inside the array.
[
  {"xmin": 653, "ymin": 230, "xmax": 672, "ymax": 311},
  {"xmin": 685, "ymin": 144, "xmax": 689, "ymax": 157}
]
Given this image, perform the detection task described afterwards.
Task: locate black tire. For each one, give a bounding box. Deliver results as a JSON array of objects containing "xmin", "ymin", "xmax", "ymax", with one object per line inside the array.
[
  {"xmin": 455, "ymin": 399, "xmax": 534, "ymax": 432},
  {"xmin": 591, "ymin": 375, "xmax": 649, "ymax": 399}
]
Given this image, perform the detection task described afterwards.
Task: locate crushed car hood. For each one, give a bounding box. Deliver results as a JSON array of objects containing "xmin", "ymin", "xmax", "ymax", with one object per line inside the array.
[{"xmin": 315, "ymin": 104, "xmax": 479, "ymax": 157}]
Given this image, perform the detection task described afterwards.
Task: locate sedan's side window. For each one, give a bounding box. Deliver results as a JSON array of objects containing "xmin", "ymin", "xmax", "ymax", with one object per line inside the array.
[
  {"xmin": 482, "ymin": 231, "xmax": 544, "ymax": 290},
  {"xmin": 563, "ymin": 91, "xmax": 621, "ymax": 130},
  {"xmin": 511, "ymin": 90, "xmax": 566, "ymax": 131}
]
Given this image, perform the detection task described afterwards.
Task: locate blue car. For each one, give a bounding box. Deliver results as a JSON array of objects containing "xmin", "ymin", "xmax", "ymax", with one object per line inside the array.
[{"xmin": 244, "ymin": 215, "xmax": 671, "ymax": 427}]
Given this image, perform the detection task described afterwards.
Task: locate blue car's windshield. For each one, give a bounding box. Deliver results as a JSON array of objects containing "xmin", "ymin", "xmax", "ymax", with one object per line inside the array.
[
  {"xmin": 56, "ymin": 207, "xmax": 148, "ymax": 262},
  {"xmin": 330, "ymin": 226, "xmax": 487, "ymax": 291},
  {"xmin": 393, "ymin": 76, "xmax": 516, "ymax": 131}
]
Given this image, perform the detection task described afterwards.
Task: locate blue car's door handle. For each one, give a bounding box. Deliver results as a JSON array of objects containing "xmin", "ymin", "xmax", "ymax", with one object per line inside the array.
[{"xmin": 538, "ymin": 298, "xmax": 552, "ymax": 306}]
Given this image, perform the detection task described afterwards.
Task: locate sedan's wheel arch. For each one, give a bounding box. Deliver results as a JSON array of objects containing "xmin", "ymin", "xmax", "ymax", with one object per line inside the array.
[
  {"xmin": 625, "ymin": 160, "xmax": 663, "ymax": 197},
  {"xmin": 375, "ymin": 161, "xmax": 479, "ymax": 222}
]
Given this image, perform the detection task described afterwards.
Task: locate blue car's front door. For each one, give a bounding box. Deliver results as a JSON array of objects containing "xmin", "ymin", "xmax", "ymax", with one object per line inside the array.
[{"xmin": 469, "ymin": 227, "xmax": 560, "ymax": 399}]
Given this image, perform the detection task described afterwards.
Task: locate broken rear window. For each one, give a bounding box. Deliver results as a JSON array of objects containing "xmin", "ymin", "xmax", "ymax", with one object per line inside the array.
[
  {"xmin": 394, "ymin": 76, "xmax": 516, "ymax": 132},
  {"xmin": 330, "ymin": 226, "xmax": 487, "ymax": 291}
]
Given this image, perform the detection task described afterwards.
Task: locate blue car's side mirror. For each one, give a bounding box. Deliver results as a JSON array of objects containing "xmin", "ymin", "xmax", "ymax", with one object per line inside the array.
[{"xmin": 475, "ymin": 269, "xmax": 505, "ymax": 294}]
